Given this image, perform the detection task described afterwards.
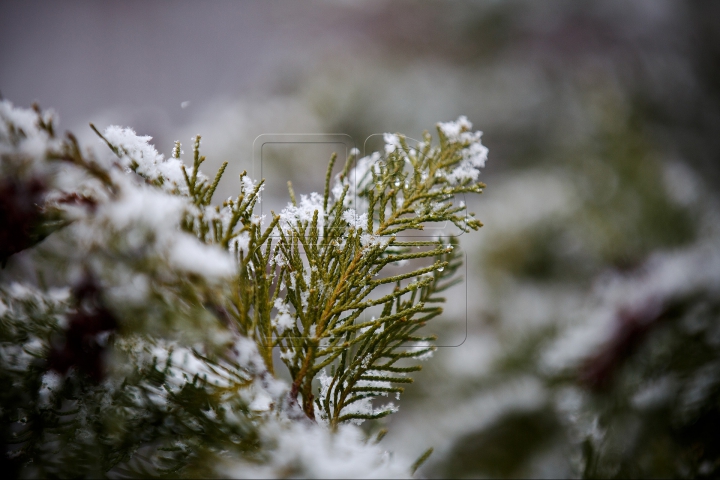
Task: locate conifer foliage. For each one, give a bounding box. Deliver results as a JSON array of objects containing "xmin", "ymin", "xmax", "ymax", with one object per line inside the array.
[{"xmin": 0, "ymin": 100, "xmax": 487, "ymax": 477}]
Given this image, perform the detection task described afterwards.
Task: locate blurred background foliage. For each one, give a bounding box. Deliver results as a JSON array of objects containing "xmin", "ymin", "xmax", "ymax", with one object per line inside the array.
[{"xmin": 2, "ymin": 1, "xmax": 720, "ymax": 477}]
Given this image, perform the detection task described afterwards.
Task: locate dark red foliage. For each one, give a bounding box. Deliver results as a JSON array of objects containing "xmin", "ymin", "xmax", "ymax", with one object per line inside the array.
[
  {"xmin": 54, "ymin": 191, "xmax": 97, "ymax": 211},
  {"xmin": 0, "ymin": 176, "xmax": 46, "ymax": 265},
  {"xmin": 579, "ymin": 298, "xmax": 666, "ymax": 391},
  {"xmin": 47, "ymin": 275, "xmax": 118, "ymax": 382}
]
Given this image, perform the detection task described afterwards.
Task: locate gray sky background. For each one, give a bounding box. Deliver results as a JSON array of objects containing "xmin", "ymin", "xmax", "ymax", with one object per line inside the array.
[{"xmin": 0, "ymin": 1, "xmax": 384, "ymax": 143}]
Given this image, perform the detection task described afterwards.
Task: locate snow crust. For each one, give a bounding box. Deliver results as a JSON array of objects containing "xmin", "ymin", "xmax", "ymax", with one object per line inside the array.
[
  {"xmin": 278, "ymin": 192, "xmax": 325, "ymax": 235},
  {"xmin": 102, "ymin": 126, "xmax": 188, "ymax": 193},
  {"xmin": 437, "ymin": 116, "xmax": 488, "ymax": 184}
]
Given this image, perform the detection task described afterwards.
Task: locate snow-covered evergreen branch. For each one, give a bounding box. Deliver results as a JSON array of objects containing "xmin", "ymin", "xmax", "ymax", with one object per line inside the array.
[{"xmin": 0, "ymin": 100, "xmax": 487, "ymax": 477}]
